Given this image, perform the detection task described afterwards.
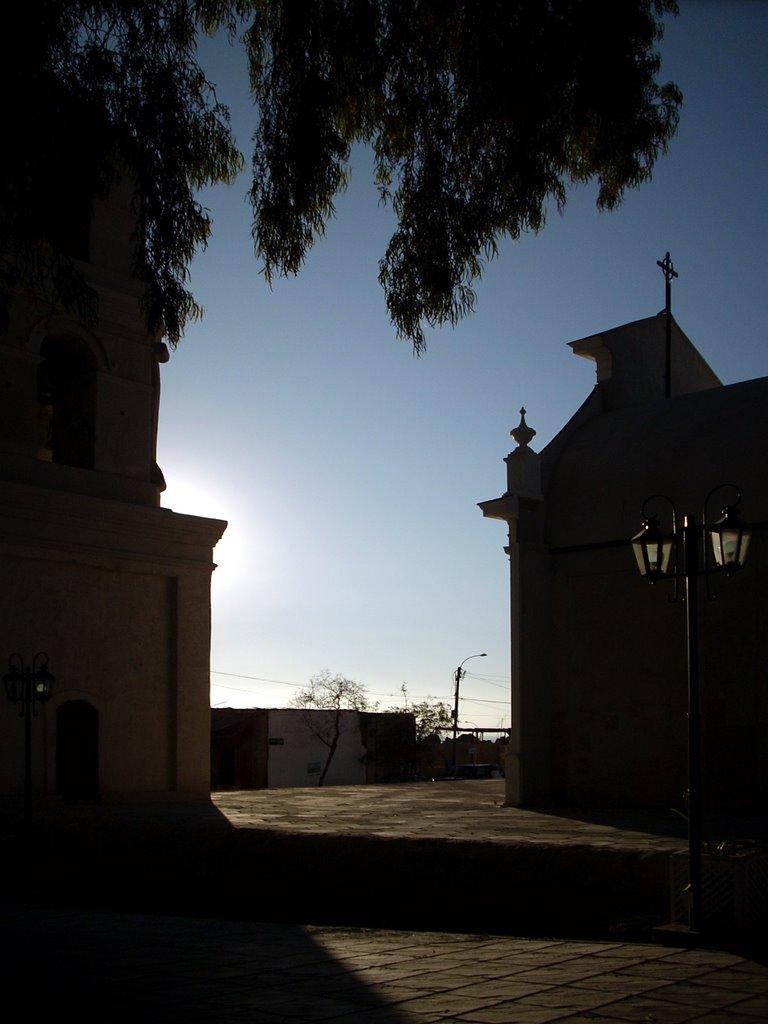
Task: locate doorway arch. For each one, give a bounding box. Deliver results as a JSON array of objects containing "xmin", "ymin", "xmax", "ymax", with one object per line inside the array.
[{"xmin": 57, "ymin": 700, "xmax": 99, "ymax": 800}]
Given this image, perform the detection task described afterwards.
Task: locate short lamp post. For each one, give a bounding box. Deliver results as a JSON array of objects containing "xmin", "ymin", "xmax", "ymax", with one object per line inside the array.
[
  {"xmin": 3, "ymin": 653, "xmax": 55, "ymax": 821},
  {"xmin": 631, "ymin": 486, "xmax": 750, "ymax": 934},
  {"xmin": 452, "ymin": 653, "xmax": 487, "ymax": 773}
]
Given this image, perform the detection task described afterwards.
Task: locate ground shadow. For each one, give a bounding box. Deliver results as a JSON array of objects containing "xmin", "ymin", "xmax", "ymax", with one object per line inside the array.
[
  {"xmin": 1, "ymin": 900, "xmax": 415, "ymax": 1021},
  {"xmin": 541, "ymin": 806, "xmax": 768, "ymax": 844},
  {"xmin": 539, "ymin": 806, "xmax": 689, "ymax": 839}
]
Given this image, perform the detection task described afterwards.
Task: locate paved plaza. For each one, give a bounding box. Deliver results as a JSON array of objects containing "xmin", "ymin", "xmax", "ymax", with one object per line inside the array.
[
  {"xmin": 3, "ymin": 782, "xmax": 767, "ymax": 1021},
  {"xmin": 3, "ymin": 781, "xmax": 697, "ymax": 938},
  {"xmin": 210, "ymin": 781, "xmax": 692, "ymax": 850},
  {"xmin": 4, "ymin": 899, "xmax": 768, "ymax": 1022}
]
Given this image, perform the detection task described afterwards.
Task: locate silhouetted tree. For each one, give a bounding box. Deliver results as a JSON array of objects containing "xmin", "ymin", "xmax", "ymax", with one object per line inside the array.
[
  {"xmin": 290, "ymin": 670, "xmax": 375, "ymax": 786},
  {"xmin": 389, "ymin": 684, "xmax": 452, "ymax": 775},
  {"xmin": 2, "ymin": 1, "xmax": 681, "ymax": 350},
  {"xmin": 1, "ymin": 2, "xmax": 241, "ymax": 342}
]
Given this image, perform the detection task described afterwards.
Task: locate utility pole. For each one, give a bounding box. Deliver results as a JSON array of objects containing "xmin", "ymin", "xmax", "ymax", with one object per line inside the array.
[{"xmin": 451, "ymin": 653, "xmax": 486, "ymax": 773}]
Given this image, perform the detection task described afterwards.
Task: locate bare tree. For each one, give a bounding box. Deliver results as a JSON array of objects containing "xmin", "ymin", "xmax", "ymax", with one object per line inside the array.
[{"xmin": 290, "ymin": 671, "xmax": 375, "ymax": 786}]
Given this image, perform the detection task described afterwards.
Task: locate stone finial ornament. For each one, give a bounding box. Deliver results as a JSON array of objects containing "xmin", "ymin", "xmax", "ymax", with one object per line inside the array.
[{"xmin": 511, "ymin": 407, "xmax": 536, "ymax": 449}]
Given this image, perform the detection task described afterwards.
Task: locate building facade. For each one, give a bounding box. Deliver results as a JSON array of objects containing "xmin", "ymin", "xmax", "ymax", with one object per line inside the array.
[
  {"xmin": 480, "ymin": 313, "xmax": 768, "ymax": 813},
  {"xmin": 0, "ymin": 174, "xmax": 225, "ymax": 801},
  {"xmin": 211, "ymin": 708, "xmax": 416, "ymax": 788}
]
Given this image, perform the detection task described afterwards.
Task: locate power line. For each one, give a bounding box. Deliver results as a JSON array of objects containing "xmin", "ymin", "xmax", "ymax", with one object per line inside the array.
[
  {"xmin": 211, "ymin": 671, "xmax": 458, "ymax": 705},
  {"xmin": 464, "ymin": 673, "xmax": 511, "ymax": 689},
  {"xmin": 211, "ymin": 670, "xmax": 301, "ymax": 687},
  {"xmin": 211, "ymin": 671, "xmax": 507, "ymax": 715},
  {"xmin": 462, "ymin": 696, "xmax": 509, "ymax": 706}
]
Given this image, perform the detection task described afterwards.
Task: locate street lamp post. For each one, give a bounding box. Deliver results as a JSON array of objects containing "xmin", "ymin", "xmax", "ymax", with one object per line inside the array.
[
  {"xmin": 3, "ymin": 653, "xmax": 55, "ymax": 822},
  {"xmin": 451, "ymin": 653, "xmax": 487, "ymax": 773},
  {"xmin": 631, "ymin": 486, "xmax": 750, "ymax": 934}
]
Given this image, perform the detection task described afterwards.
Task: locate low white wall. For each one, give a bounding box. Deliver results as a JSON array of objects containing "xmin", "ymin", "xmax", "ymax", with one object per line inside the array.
[{"xmin": 266, "ymin": 709, "xmax": 367, "ymax": 788}]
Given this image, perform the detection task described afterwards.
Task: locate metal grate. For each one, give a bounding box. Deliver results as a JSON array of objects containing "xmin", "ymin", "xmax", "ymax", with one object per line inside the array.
[{"xmin": 670, "ymin": 851, "xmax": 768, "ymax": 932}]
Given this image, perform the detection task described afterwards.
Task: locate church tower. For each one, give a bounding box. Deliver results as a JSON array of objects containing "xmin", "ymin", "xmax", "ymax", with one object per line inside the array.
[{"xmin": 0, "ymin": 174, "xmax": 225, "ymax": 801}]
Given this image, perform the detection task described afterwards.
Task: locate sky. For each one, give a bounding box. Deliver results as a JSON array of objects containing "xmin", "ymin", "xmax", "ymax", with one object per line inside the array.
[{"xmin": 157, "ymin": 2, "xmax": 768, "ymax": 727}]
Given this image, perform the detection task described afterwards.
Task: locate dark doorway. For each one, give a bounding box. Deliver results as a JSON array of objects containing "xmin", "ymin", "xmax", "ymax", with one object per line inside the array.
[
  {"xmin": 219, "ymin": 748, "xmax": 236, "ymax": 788},
  {"xmin": 57, "ymin": 701, "xmax": 99, "ymax": 800}
]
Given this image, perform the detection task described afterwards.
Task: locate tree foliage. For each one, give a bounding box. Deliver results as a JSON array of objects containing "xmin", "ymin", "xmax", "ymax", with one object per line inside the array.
[
  {"xmin": 0, "ymin": 1, "xmax": 241, "ymax": 343},
  {"xmin": 240, "ymin": 0, "xmax": 682, "ymax": 350},
  {"xmin": 2, "ymin": 1, "xmax": 681, "ymax": 351},
  {"xmin": 388, "ymin": 684, "xmax": 451, "ymax": 776},
  {"xmin": 389, "ymin": 685, "xmax": 451, "ymax": 744}
]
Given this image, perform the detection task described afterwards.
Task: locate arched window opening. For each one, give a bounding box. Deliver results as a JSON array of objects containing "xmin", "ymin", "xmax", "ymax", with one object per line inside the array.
[{"xmin": 37, "ymin": 335, "xmax": 97, "ymax": 469}]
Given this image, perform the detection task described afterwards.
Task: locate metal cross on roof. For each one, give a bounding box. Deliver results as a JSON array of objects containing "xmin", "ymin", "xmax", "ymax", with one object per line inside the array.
[
  {"xmin": 657, "ymin": 251, "xmax": 678, "ymax": 285},
  {"xmin": 657, "ymin": 251, "xmax": 678, "ymax": 314},
  {"xmin": 657, "ymin": 252, "xmax": 679, "ymax": 398}
]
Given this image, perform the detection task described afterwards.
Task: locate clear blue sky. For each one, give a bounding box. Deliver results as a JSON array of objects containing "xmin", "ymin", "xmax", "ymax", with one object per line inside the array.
[{"xmin": 157, "ymin": 2, "xmax": 768, "ymax": 726}]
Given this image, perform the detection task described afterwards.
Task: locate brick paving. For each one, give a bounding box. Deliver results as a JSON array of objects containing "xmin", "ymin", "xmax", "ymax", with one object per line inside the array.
[
  {"xmin": 2, "ymin": 780, "xmax": 697, "ymax": 938},
  {"xmin": 4, "ymin": 900, "xmax": 768, "ymax": 1022},
  {"xmin": 3, "ymin": 781, "xmax": 767, "ymax": 1021},
  {"xmin": 210, "ymin": 781, "xmax": 691, "ymax": 852}
]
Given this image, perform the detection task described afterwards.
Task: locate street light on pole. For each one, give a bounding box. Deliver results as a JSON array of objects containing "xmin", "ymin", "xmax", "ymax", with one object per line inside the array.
[
  {"xmin": 630, "ymin": 485, "xmax": 750, "ymax": 935},
  {"xmin": 451, "ymin": 653, "xmax": 487, "ymax": 773},
  {"xmin": 3, "ymin": 652, "xmax": 55, "ymax": 859}
]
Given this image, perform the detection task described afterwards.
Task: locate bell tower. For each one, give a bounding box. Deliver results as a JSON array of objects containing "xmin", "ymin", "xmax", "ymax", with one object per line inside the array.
[
  {"xmin": 0, "ymin": 173, "xmax": 169, "ymax": 505},
  {"xmin": 0, "ymin": 174, "xmax": 226, "ymax": 803}
]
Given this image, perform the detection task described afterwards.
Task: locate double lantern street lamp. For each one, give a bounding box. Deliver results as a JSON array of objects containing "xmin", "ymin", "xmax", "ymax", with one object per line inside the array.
[
  {"xmin": 3, "ymin": 653, "xmax": 55, "ymax": 820},
  {"xmin": 451, "ymin": 653, "xmax": 487, "ymax": 773},
  {"xmin": 630, "ymin": 485, "xmax": 751, "ymax": 934}
]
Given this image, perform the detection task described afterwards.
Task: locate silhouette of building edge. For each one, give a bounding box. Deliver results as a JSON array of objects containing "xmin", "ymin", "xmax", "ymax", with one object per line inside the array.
[
  {"xmin": 0, "ymin": 173, "xmax": 225, "ymax": 802},
  {"xmin": 481, "ymin": 313, "xmax": 768, "ymax": 813}
]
